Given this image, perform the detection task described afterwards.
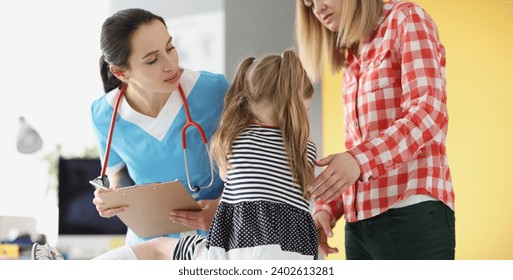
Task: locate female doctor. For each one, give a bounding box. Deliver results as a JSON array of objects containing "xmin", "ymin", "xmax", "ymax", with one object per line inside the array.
[{"xmin": 91, "ymin": 8, "xmax": 229, "ymax": 245}]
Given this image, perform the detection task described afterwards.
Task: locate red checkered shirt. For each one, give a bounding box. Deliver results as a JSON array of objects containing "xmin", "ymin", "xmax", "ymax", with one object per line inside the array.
[{"xmin": 314, "ymin": 0, "xmax": 455, "ymax": 223}]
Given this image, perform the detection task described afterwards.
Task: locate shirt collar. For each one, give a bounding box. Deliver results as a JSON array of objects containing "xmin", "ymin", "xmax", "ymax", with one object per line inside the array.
[{"xmin": 373, "ymin": 0, "xmax": 400, "ymax": 32}]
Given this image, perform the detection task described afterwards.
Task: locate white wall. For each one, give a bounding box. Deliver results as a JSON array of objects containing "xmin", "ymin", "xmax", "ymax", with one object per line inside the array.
[{"xmin": 0, "ymin": 0, "xmax": 110, "ymax": 235}]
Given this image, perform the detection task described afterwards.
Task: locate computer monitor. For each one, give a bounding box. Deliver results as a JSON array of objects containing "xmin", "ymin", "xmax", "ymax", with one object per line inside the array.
[
  {"xmin": 57, "ymin": 157, "xmax": 127, "ymax": 235},
  {"xmin": 56, "ymin": 157, "xmax": 130, "ymax": 259}
]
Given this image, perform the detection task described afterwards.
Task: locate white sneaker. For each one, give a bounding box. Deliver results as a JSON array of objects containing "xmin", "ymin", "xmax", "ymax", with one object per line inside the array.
[{"xmin": 31, "ymin": 243, "xmax": 64, "ymax": 260}]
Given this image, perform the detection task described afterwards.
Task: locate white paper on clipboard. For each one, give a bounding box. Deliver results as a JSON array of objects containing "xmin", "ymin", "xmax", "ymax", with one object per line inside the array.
[{"xmin": 98, "ymin": 180, "xmax": 201, "ymax": 238}]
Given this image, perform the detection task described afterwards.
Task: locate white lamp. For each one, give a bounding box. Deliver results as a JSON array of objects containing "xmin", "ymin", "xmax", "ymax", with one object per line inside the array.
[{"xmin": 17, "ymin": 116, "xmax": 43, "ymax": 154}]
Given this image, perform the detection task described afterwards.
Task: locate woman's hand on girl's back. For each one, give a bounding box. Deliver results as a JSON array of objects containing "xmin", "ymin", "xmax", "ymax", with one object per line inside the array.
[{"xmin": 308, "ymin": 152, "xmax": 361, "ymax": 202}]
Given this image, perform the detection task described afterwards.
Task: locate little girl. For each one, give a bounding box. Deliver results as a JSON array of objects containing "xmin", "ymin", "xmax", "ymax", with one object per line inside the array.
[{"xmin": 33, "ymin": 49, "xmax": 318, "ymax": 260}]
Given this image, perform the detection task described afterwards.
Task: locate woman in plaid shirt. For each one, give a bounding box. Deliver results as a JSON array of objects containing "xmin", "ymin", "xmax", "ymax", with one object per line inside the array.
[{"xmin": 296, "ymin": 0, "xmax": 455, "ymax": 259}]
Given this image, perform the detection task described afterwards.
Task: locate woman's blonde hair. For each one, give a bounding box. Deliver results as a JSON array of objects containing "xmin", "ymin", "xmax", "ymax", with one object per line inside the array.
[
  {"xmin": 295, "ymin": 0, "xmax": 383, "ymax": 81},
  {"xmin": 210, "ymin": 49, "xmax": 315, "ymax": 197}
]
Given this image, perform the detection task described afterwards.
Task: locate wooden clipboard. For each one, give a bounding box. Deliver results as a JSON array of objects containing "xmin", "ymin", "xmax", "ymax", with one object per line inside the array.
[{"xmin": 98, "ymin": 180, "xmax": 201, "ymax": 238}]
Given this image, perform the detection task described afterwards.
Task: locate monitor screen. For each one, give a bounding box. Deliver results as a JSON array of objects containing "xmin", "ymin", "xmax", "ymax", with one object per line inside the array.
[{"xmin": 57, "ymin": 157, "xmax": 127, "ymax": 235}]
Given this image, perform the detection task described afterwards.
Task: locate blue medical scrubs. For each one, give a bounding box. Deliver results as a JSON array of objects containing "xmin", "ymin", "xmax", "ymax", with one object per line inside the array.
[{"xmin": 90, "ymin": 70, "xmax": 229, "ymax": 244}]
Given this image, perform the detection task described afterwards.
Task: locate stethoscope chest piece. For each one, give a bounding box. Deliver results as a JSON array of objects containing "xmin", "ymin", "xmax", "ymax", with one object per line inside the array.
[{"xmin": 89, "ymin": 175, "xmax": 110, "ymax": 190}]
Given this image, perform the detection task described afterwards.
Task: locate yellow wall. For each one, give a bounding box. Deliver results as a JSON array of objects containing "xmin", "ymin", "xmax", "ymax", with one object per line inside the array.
[{"xmin": 322, "ymin": 0, "xmax": 513, "ymax": 260}]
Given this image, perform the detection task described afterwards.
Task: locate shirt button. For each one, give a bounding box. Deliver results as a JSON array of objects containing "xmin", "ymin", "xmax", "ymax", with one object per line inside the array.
[
  {"xmin": 367, "ymin": 175, "xmax": 373, "ymax": 181},
  {"xmin": 354, "ymin": 121, "xmax": 359, "ymax": 127},
  {"xmin": 419, "ymin": 149, "xmax": 426, "ymax": 157}
]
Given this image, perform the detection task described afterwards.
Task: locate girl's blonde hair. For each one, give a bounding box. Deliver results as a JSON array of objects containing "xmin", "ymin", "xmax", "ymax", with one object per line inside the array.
[
  {"xmin": 210, "ymin": 49, "xmax": 315, "ymax": 197},
  {"xmin": 295, "ymin": 0, "xmax": 383, "ymax": 81}
]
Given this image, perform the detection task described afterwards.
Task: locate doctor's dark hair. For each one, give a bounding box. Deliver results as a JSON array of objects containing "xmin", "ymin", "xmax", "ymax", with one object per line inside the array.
[
  {"xmin": 209, "ymin": 49, "xmax": 315, "ymax": 198},
  {"xmin": 99, "ymin": 8, "xmax": 166, "ymax": 93}
]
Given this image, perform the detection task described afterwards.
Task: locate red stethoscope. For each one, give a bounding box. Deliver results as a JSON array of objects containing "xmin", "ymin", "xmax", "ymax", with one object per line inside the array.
[{"xmin": 89, "ymin": 83, "xmax": 214, "ymax": 192}]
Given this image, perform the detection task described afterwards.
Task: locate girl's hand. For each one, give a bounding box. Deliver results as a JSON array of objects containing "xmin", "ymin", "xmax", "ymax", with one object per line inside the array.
[
  {"xmin": 169, "ymin": 198, "xmax": 221, "ymax": 231},
  {"xmin": 308, "ymin": 152, "xmax": 361, "ymax": 202},
  {"xmin": 314, "ymin": 210, "xmax": 339, "ymax": 256}
]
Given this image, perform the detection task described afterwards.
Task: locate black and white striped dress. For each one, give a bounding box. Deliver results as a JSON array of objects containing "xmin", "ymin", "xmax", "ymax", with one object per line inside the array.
[{"xmin": 172, "ymin": 124, "xmax": 318, "ymax": 260}]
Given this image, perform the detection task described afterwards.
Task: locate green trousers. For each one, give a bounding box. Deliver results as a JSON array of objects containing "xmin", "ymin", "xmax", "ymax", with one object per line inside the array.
[{"xmin": 345, "ymin": 201, "xmax": 455, "ymax": 260}]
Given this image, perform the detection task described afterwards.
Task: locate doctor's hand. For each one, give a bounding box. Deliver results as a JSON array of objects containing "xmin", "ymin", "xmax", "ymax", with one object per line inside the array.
[
  {"xmin": 308, "ymin": 152, "xmax": 361, "ymax": 202},
  {"xmin": 169, "ymin": 198, "xmax": 220, "ymax": 231},
  {"xmin": 92, "ymin": 184, "xmax": 127, "ymax": 218},
  {"xmin": 314, "ymin": 210, "xmax": 339, "ymax": 257}
]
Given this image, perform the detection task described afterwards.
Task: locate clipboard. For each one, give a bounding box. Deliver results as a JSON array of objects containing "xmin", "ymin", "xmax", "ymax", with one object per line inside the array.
[{"xmin": 98, "ymin": 180, "xmax": 201, "ymax": 238}]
